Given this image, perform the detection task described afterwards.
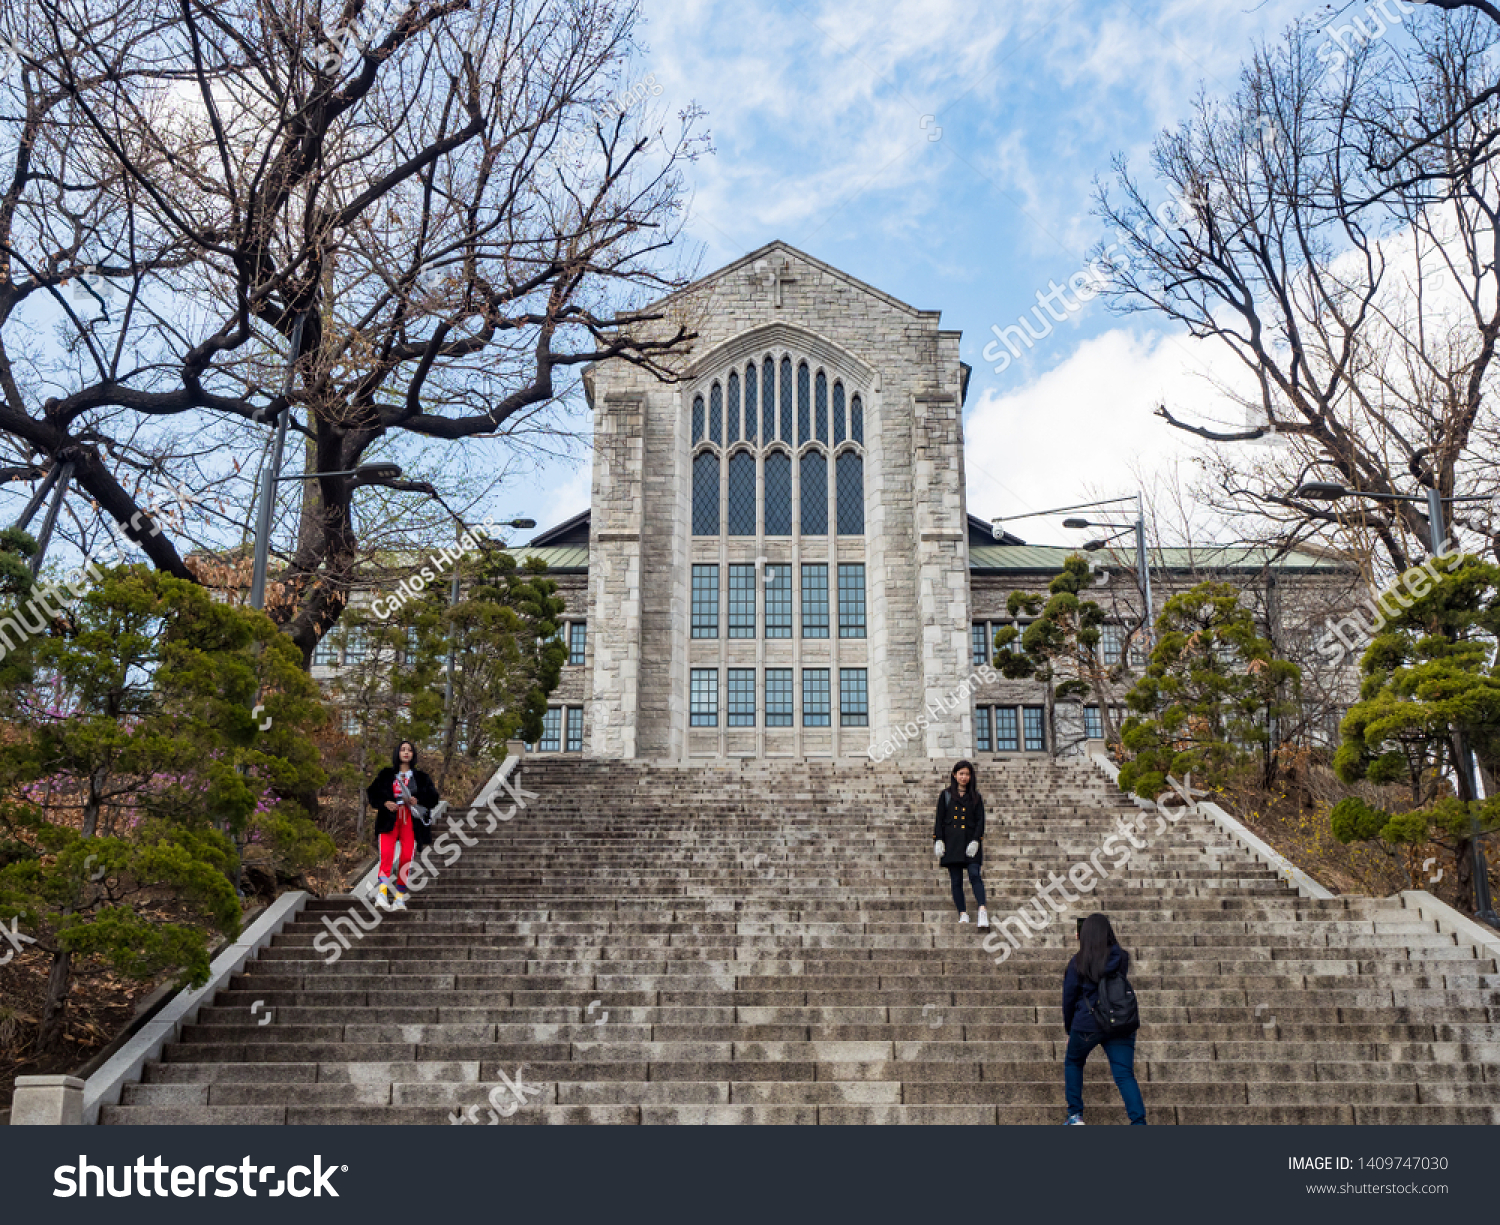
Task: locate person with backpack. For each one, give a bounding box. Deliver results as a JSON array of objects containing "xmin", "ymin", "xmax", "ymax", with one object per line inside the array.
[
  {"xmin": 933, "ymin": 759, "xmax": 988, "ymax": 929},
  {"xmin": 365, "ymin": 740, "xmax": 440, "ymax": 911},
  {"xmin": 1061, "ymin": 912, "xmax": 1145, "ymax": 1125}
]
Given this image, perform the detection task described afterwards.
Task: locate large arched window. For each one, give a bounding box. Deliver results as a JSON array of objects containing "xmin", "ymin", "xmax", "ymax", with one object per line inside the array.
[
  {"xmin": 836, "ymin": 451, "xmax": 864, "ymax": 535},
  {"xmin": 799, "ymin": 450, "xmax": 827, "ymax": 535},
  {"xmin": 764, "ymin": 451, "xmax": 792, "ymax": 535},
  {"xmin": 693, "ymin": 452, "xmax": 719, "ymax": 535},
  {"xmin": 727, "ymin": 451, "xmax": 756, "ymax": 536},
  {"xmin": 688, "ymin": 352, "xmax": 865, "ymax": 541}
]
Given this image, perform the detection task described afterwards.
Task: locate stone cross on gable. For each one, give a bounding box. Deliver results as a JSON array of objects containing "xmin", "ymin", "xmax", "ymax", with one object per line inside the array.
[{"xmin": 749, "ymin": 257, "xmax": 799, "ymax": 308}]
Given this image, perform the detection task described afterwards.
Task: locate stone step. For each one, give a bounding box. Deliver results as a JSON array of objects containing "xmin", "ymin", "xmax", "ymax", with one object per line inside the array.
[{"xmin": 109, "ymin": 757, "xmax": 1496, "ymax": 1126}]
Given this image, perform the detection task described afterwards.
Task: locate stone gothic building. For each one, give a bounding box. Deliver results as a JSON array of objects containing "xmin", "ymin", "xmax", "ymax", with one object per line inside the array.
[{"xmin": 504, "ymin": 241, "xmax": 1351, "ymax": 762}]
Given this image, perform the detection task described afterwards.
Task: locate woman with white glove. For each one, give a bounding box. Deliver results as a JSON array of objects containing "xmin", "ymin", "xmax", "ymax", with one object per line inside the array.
[{"xmin": 933, "ymin": 759, "xmax": 988, "ymax": 927}]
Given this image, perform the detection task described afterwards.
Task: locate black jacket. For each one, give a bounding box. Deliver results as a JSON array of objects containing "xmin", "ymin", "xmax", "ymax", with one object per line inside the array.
[
  {"xmin": 1063, "ymin": 944, "xmax": 1135, "ymax": 1037},
  {"xmin": 933, "ymin": 787, "xmax": 984, "ymax": 867},
  {"xmin": 366, "ymin": 767, "xmax": 440, "ymax": 847}
]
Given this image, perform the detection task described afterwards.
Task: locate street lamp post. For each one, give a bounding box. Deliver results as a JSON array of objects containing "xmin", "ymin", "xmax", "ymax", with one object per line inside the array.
[
  {"xmin": 1058, "ymin": 497, "xmax": 1156, "ymax": 650},
  {"xmin": 249, "ymin": 312, "xmax": 308, "ymax": 611},
  {"xmin": 11, "ymin": 460, "xmax": 76, "ymax": 578},
  {"xmin": 1292, "ymin": 480, "xmax": 1498, "ymax": 928},
  {"xmin": 250, "ymin": 459, "xmax": 402, "ymax": 611}
]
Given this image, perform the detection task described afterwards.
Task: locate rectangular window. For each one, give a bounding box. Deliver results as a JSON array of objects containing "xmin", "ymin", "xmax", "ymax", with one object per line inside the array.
[
  {"xmin": 1023, "ymin": 706, "xmax": 1045, "ymax": 752},
  {"xmin": 801, "ymin": 563, "xmax": 829, "ymax": 639},
  {"xmin": 1084, "ymin": 705, "xmax": 1103, "ymax": 740},
  {"xmin": 565, "ymin": 707, "xmax": 584, "ymax": 752},
  {"xmin": 538, "ymin": 707, "xmax": 562, "ymax": 752},
  {"xmin": 727, "ymin": 668, "xmax": 756, "ymax": 727},
  {"xmin": 691, "ymin": 564, "xmax": 719, "ymax": 639},
  {"xmin": 690, "ymin": 668, "xmax": 719, "ymax": 727},
  {"xmin": 1128, "ymin": 630, "xmax": 1148, "ymax": 667},
  {"xmin": 837, "ymin": 564, "xmax": 866, "ymax": 639},
  {"xmin": 975, "ymin": 705, "xmax": 992, "ymax": 753},
  {"xmin": 764, "ymin": 565, "xmax": 792, "ymax": 638},
  {"xmin": 343, "ymin": 627, "xmax": 367, "ymax": 663},
  {"xmin": 312, "ymin": 636, "xmax": 340, "ymax": 666},
  {"xmin": 1100, "ymin": 624, "xmax": 1122, "ymax": 665},
  {"xmin": 802, "ymin": 668, "xmax": 831, "ymax": 727},
  {"xmin": 728, "ymin": 565, "xmax": 756, "ymax": 639},
  {"xmin": 765, "ymin": 668, "xmax": 793, "ymax": 727},
  {"xmin": 839, "ymin": 668, "xmax": 868, "ymax": 726},
  {"xmin": 995, "ymin": 707, "xmax": 1019, "ymax": 752},
  {"xmin": 972, "ymin": 623, "xmax": 989, "ymax": 667},
  {"xmin": 404, "ymin": 626, "xmax": 420, "ymax": 662},
  {"xmin": 569, "ymin": 622, "xmax": 587, "ymax": 665}
]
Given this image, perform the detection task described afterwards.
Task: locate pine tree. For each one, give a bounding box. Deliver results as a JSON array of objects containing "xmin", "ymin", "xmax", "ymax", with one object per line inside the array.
[
  {"xmin": 1330, "ymin": 555, "xmax": 1500, "ymax": 906},
  {"xmin": 993, "ymin": 554, "xmax": 1129, "ymax": 749},
  {"xmin": 335, "ymin": 551, "xmax": 566, "ymax": 784},
  {"xmin": 0, "ymin": 565, "xmax": 332, "ymax": 1050},
  {"xmin": 1116, "ymin": 581, "xmax": 1300, "ymax": 800}
]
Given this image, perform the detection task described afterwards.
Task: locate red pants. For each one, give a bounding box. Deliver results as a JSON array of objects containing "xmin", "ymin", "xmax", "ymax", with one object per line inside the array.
[{"xmin": 379, "ymin": 811, "xmax": 415, "ymax": 887}]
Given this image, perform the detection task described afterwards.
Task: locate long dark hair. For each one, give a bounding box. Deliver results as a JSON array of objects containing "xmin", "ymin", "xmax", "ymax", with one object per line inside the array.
[
  {"xmin": 391, "ymin": 740, "xmax": 419, "ymax": 772},
  {"xmin": 946, "ymin": 759, "xmax": 980, "ymax": 801},
  {"xmin": 1074, "ymin": 913, "xmax": 1120, "ymax": 982}
]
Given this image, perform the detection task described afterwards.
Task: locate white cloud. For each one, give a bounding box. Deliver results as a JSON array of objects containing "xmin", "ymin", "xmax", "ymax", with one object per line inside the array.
[{"xmin": 963, "ymin": 323, "xmax": 1257, "ymax": 536}]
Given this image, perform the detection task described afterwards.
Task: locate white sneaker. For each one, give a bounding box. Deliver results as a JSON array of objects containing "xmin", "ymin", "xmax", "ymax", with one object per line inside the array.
[
  {"xmin": 389, "ymin": 889, "xmax": 407, "ymax": 912},
  {"xmin": 373, "ymin": 881, "xmax": 394, "ymax": 911},
  {"xmin": 977, "ymin": 907, "xmax": 989, "ymax": 930},
  {"xmin": 958, "ymin": 913, "xmax": 970, "ymax": 924}
]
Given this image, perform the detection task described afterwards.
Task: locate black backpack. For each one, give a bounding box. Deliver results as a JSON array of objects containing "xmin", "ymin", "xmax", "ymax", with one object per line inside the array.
[{"xmin": 1087, "ymin": 968, "xmax": 1140, "ymax": 1036}]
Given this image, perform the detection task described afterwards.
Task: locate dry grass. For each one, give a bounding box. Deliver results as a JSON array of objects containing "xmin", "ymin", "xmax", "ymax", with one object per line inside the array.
[{"xmin": 1213, "ymin": 751, "xmax": 1491, "ymax": 909}]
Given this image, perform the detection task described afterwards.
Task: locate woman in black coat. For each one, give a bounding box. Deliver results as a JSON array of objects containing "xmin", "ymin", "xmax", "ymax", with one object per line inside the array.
[
  {"xmin": 365, "ymin": 740, "xmax": 440, "ymax": 911},
  {"xmin": 1061, "ymin": 913, "xmax": 1145, "ymax": 1125},
  {"xmin": 933, "ymin": 759, "xmax": 988, "ymax": 928}
]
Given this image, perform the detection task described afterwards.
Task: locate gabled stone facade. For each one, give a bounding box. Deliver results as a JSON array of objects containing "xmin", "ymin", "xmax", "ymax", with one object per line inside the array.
[
  {"xmin": 504, "ymin": 241, "xmax": 1358, "ymax": 763},
  {"xmin": 582, "ymin": 240, "xmax": 974, "ymax": 761}
]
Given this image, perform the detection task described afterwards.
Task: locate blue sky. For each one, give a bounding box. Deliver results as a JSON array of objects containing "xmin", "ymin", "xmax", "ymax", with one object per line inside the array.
[{"xmin": 520, "ymin": 0, "xmax": 1352, "ymax": 545}]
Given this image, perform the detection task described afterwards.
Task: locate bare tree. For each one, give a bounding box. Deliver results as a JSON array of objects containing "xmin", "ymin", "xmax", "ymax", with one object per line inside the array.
[
  {"xmin": 1094, "ymin": 13, "xmax": 1500, "ymax": 575},
  {"xmin": 0, "ymin": 0, "xmax": 708, "ymax": 654}
]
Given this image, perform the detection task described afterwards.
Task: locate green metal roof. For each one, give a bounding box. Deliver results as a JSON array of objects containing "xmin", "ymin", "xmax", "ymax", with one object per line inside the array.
[
  {"xmin": 968, "ymin": 544, "xmax": 1345, "ymax": 574},
  {"xmin": 505, "ymin": 545, "xmax": 589, "ymax": 571},
  {"xmin": 500, "ymin": 543, "xmax": 1344, "ymax": 575}
]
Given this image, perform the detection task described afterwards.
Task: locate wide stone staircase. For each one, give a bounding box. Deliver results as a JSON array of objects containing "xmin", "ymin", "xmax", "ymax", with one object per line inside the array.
[{"xmin": 104, "ymin": 758, "xmax": 1500, "ymax": 1123}]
